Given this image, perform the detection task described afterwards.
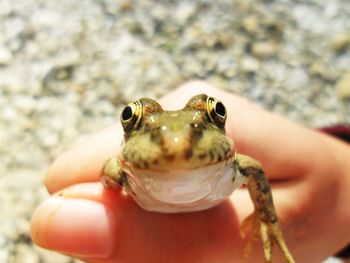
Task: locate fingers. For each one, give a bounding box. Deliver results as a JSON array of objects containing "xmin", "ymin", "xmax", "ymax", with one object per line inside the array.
[
  {"xmin": 46, "ymin": 80, "xmax": 322, "ymax": 194},
  {"xmin": 45, "ymin": 125, "xmax": 122, "ymax": 193},
  {"xmin": 31, "ymin": 184, "xmax": 118, "ymax": 260},
  {"xmin": 31, "ymin": 182, "xmax": 248, "ymax": 263}
]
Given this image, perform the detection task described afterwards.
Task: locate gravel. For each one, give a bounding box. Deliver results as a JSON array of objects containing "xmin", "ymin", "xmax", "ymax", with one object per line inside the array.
[{"xmin": 0, "ymin": 0, "xmax": 349, "ymax": 262}]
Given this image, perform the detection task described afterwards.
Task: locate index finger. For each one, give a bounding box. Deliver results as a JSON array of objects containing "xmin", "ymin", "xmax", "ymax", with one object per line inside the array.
[{"xmin": 46, "ymin": 81, "xmax": 318, "ymax": 193}]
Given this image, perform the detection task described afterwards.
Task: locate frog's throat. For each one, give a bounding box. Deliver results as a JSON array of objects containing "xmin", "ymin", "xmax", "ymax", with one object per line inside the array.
[{"xmin": 123, "ymin": 157, "xmax": 245, "ymax": 213}]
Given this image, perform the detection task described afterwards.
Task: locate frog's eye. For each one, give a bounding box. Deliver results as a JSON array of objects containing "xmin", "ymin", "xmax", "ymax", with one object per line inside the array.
[
  {"xmin": 206, "ymin": 96, "xmax": 227, "ymax": 127},
  {"xmin": 121, "ymin": 100, "xmax": 143, "ymax": 132}
]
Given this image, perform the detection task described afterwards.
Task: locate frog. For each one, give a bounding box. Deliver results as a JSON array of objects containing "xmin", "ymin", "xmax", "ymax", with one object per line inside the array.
[{"xmin": 101, "ymin": 94, "xmax": 295, "ymax": 263}]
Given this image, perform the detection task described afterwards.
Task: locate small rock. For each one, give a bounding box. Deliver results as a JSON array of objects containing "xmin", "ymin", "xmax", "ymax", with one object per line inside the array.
[
  {"xmin": 251, "ymin": 41, "xmax": 278, "ymax": 58},
  {"xmin": 37, "ymin": 128, "xmax": 60, "ymax": 149},
  {"xmin": 119, "ymin": 0, "xmax": 134, "ymax": 12},
  {"xmin": 331, "ymin": 33, "xmax": 350, "ymax": 52},
  {"xmin": 241, "ymin": 16, "xmax": 258, "ymax": 34},
  {"xmin": 0, "ymin": 45, "xmax": 12, "ymax": 65},
  {"xmin": 13, "ymin": 96, "xmax": 36, "ymax": 115},
  {"xmin": 0, "ymin": 250, "xmax": 9, "ymax": 263},
  {"xmin": 35, "ymin": 246, "xmax": 72, "ymax": 263},
  {"xmin": 0, "ymin": 0, "xmax": 11, "ymax": 16},
  {"xmin": 3, "ymin": 16, "xmax": 25, "ymax": 40},
  {"xmin": 49, "ymin": 117, "xmax": 66, "ymax": 131},
  {"xmin": 284, "ymin": 68, "xmax": 309, "ymax": 90},
  {"xmin": 35, "ymin": 97, "xmax": 58, "ymax": 113},
  {"xmin": 14, "ymin": 244, "xmax": 40, "ymax": 263},
  {"xmin": 262, "ymin": 17, "xmax": 284, "ymax": 41},
  {"xmin": 217, "ymin": 56, "xmax": 238, "ymax": 78},
  {"xmin": 16, "ymin": 218, "xmax": 31, "ymax": 239},
  {"xmin": 0, "ymin": 69, "xmax": 24, "ymax": 93},
  {"xmin": 214, "ymin": 33, "xmax": 231, "ymax": 49},
  {"xmin": 174, "ymin": 2, "xmax": 196, "ymax": 25},
  {"xmin": 335, "ymin": 72, "xmax": 350, "ymax": 99},
  {"xmin": 240, "ymin": 56, "xmax": 260, "ymax": 73},
  {"xmin": 0, "ymin": 234, "xmax": 6, "ymax": 247},
  {"xmin": 1, "ymin": 106, "xmax": 17, "ymax": 122},
  {"xmin": 309, "ymin": 61, "xmax": 338, "ymax": 82},
  {"xmin": 1, "ymin": 218, "xmax": 18, "ymax": 240}
]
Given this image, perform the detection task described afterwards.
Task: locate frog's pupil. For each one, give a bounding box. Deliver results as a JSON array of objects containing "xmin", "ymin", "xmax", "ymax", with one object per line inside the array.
[
  {"xmin": 215, "ymin": 102, "xmax": 226, "ymax": 116},
  {"xmin": 122, "ymin": 106, "xmax": 133, "ymax": 120}
]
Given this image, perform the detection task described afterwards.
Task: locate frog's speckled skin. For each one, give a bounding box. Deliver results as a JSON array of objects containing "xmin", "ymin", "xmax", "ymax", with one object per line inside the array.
[
  {"xmin": 122, "ymin": 95, "xmax": 232, "ymax": 170},
  {"xmin": 101, "ymin": 94, "xmax": 295, "ymax": 263}
]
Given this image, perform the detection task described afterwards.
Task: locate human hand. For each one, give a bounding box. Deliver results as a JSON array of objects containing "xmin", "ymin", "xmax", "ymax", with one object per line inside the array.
[{"xmin": 31, "ymin": 81, "xmax": 350, "ymax": 263}]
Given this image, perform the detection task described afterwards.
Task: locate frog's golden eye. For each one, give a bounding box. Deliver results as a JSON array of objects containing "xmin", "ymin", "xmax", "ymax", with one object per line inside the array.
[
  {"xmin": 206, "ymin": 96, "xmax": 227, "ymax": 127},
  {"xmin": 121, "ymin": 100, "xmax": 142, "ymax": 132}
]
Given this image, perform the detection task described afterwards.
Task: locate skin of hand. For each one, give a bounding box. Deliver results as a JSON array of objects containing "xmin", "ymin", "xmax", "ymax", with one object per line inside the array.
[{"xmin": 30, "ymin": 81, "xmax": 350, "ymax": 263}]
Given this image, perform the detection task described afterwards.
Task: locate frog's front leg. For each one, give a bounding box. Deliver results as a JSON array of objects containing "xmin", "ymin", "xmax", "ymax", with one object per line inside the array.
[
  {"xmin": 101, "ymin": 157, "xmax": 128, "ymax": 189},
  {"xmin": 235, "ymin": 154, "xmax": 295, "ymax": 263}
]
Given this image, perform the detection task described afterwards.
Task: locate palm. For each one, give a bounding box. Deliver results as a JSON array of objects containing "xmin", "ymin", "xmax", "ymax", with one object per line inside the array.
[{"xmin": 31, "ymin": 82, "xmax": 349, "ymax": 263}]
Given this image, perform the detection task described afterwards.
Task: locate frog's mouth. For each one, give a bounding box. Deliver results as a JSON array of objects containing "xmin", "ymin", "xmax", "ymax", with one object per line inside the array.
[{"xmin": 124, "ymin": 158, "xmax": 243, "ymax": 213}]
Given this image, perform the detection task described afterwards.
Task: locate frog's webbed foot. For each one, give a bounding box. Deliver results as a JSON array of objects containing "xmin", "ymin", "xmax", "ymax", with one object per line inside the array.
[
  {"xmin": 235, "ymin": 154, "xmax": 295, "ymax": 263},
  {"xmin": 101, "ymin": 157, "xmax": 127, "ymax": 189},
  {"xmin": 242, "ymin": 211, "xmax": 293, "ymax": 263}
]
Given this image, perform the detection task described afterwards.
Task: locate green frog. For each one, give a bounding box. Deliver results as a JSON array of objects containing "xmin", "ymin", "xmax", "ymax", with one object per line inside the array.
[{"xmin": 101, "ymin": 94, "xmax": 295, "ymax": 263}]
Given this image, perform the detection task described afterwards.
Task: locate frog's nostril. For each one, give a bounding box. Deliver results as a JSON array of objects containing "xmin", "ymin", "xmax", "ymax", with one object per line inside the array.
[
  {"xmin": 150, "ymin": 126, "xmax": 161, "ymax": 143},
  {"xmin": 190, "ymin": 122, "xmax": 204, "ymax": 140}
]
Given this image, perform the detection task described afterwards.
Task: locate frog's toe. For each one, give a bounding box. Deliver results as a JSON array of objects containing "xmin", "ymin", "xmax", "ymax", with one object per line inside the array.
[
  {"xmin": 260, "ymin": 221, "xmax": 273, "ymax": 262},
  {"xmin": 101, "ymin": 157, "xmax": 124, "ymax": 189},
  {"xmin": 262, "ymin": 221, "xmax": 295, "ymax": 263},
  {"xmin": 101, "ymin": 173, "xmax": 120, "ymax": 189},
  {"xmin": 241, "ymin": 212, "xmax": 259, "ymax": 258},
  {"xmin": 241, "ymin": 213, "xmax": 295, "ymax": 263}
]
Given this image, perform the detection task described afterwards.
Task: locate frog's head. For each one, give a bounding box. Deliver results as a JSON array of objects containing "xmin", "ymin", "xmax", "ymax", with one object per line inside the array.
[
  {"xmin": 120, "ymin": 94, "xmax": 234, "ymax": 170},
  {"xmin": 118, "ymin": 94, "xmax": 237, "ymax": 212}
]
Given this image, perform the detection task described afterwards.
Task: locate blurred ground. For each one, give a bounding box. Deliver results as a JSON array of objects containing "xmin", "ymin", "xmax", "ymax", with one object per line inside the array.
[{"xmin": 0, "ymin": 0, "xmax": 349, "ymax": 262}]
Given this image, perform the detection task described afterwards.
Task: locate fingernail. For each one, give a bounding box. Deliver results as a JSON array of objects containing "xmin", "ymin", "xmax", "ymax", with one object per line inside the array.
[{"xmin": 31, "ymin": 196, "xmax": 115, "ymax": 259}]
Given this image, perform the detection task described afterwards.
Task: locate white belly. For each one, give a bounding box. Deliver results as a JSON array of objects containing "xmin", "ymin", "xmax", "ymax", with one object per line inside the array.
[{"xmin": 125, "ymin": 159, "xmax": 245, "ymax": 213}]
